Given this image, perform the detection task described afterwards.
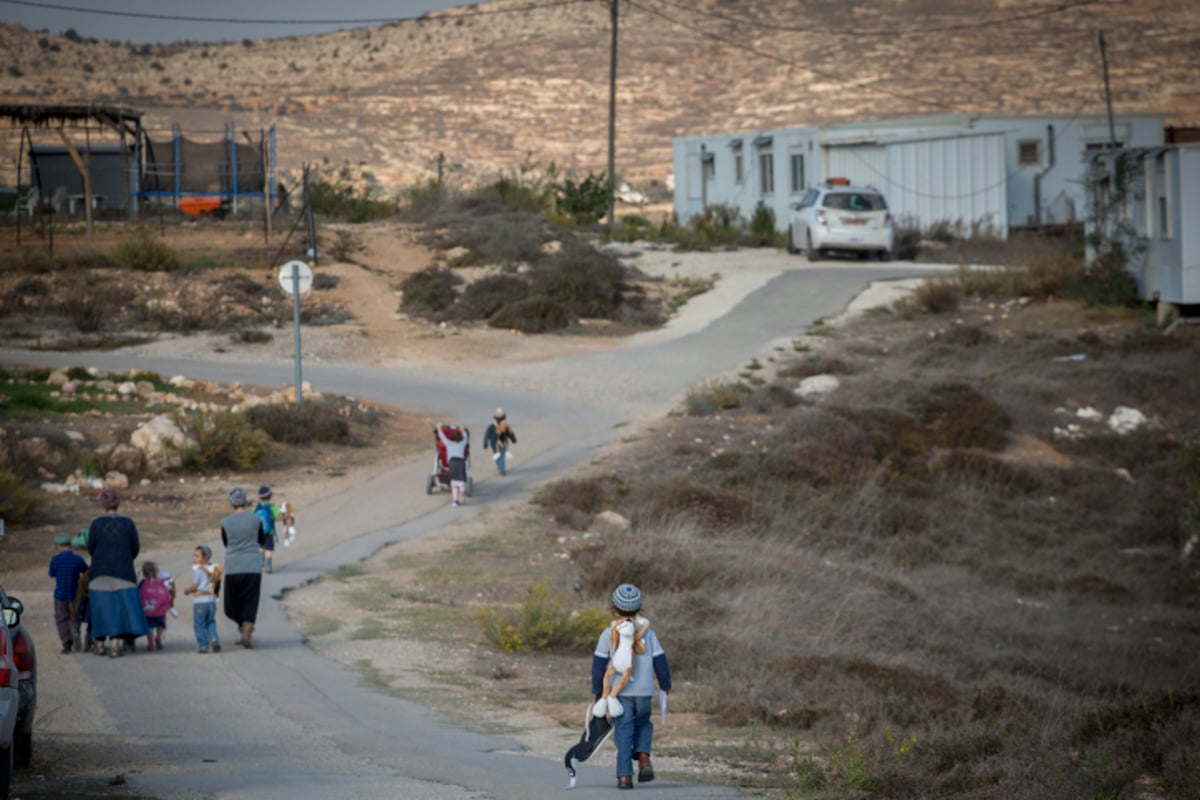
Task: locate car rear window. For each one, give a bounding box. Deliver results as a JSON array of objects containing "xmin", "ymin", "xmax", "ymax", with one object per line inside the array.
[{"xmin": 823, "ymin": 192, "xmax": 887, "ymax": 211}]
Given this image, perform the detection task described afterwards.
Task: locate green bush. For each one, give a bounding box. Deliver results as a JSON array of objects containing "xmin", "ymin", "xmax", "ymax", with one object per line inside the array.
[
  {"xmin": 0, "ymin": 466, "xmax": 43, "ymax": 523},
  {"xmin": 111, "ymin": 228, "xmax": 181, "ymax": 272},
  {"xmin": 246, "ymin": 402, "xmax": 351, "ymax": 445},
  {"xmin": 488, "ymin": 297, "xmax": 570, "ymax": 333},
  {"xmin": 1067, "ymin": 252, "xmax": 1140, "ymax": 308},
  {"xmin": 475, "ymin": 583, "xmax": 609, "ymax": 654},
  {"xmin": 180, "ymin": 411, "xmax": 271, "ymax": 471},
  {"xmin": 556, "ymin": 171, "xmax": 612, "ymax": 225},
  {"xmin": 399, "ymin": 266, "xmax": 462, "ymax": 315},
  {"xmin": 748, "ymin": 201, "xmax": 783, "ymax": 247}
]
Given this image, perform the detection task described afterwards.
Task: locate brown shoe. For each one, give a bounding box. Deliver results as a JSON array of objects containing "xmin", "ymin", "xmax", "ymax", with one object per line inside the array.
[
  {"xmin": 637, "ymin": 753, "xmax": 655, "ymax": 783},
  {"xmin": 617, "ymin": 775, "xmax": 634, "ymax": 790},
  {"xmin": 238, "ymin": 622, "xmax": 255, "ymax": 649}
]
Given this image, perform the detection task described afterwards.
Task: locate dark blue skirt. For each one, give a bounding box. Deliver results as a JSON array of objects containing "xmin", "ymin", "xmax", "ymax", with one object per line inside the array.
[{"xmin": 89, "ymin": 587, "xmax": 150, "ymax": 639}]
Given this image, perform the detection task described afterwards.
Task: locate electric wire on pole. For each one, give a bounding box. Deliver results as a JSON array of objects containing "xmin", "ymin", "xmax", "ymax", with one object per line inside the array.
[
  {"xmin": 606, "ymin": 0, "xmax": 618, "ymax": 229},
  {"xmin": 1098, "ymin": 30, "xmax": 1118, "ymax": 149}
]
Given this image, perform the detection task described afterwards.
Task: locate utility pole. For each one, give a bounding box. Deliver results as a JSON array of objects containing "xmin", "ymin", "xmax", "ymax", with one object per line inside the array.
[
  {"xmin": 1098, "ymin": 31, "xmax": 1118, "ymax": 149},
  {"xmin": 606, "ymin": 0, "xmax": 619, "ymax": 229}
]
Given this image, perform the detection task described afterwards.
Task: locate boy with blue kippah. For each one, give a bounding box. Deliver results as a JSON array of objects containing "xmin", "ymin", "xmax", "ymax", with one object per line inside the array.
[
  {"xmin": 592, "ymin": 583, "xmax": 672, "ymax": 790},
  {"xmin": 48, "ymin": 531, "xmax": 89, "ymax": 653}
]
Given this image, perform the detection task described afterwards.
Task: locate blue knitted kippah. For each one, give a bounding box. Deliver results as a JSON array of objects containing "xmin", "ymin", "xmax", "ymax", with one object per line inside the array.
[
  {"xmin": 612, "ymin": 583, "xmax": 642, "ymax": 613},
  {"xmin": 228, "ymin": 487, "xmax": 247, "ymax": 507}
]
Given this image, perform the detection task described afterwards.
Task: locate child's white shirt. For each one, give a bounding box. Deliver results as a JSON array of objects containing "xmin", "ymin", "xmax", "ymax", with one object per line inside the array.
[{"xmin": 192, "ymin": 562, "xmax": 219, "ymax": 604}]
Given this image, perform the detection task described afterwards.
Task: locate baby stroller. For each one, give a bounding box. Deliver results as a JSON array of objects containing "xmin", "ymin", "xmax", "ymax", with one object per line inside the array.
[{"xmin": 426, "ymin": 424, "xmax": 473, "ymax": 497}]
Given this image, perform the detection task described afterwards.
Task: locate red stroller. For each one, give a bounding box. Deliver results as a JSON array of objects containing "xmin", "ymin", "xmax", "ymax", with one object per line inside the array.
[{"xmin": 426, "ymin": 424, "xmax": 473, "ymax": 497}]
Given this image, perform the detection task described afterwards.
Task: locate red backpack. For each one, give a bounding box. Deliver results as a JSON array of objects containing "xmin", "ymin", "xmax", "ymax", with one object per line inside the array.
[{"xmin": 140, "ymin": 578, "xmax": 172, "ymax": 617}]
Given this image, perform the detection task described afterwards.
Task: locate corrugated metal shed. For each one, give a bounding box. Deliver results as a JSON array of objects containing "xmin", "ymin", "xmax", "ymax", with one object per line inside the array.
[{"xmin": 822, "ymin": 130, "xmax": 1008, "ymax": 234}]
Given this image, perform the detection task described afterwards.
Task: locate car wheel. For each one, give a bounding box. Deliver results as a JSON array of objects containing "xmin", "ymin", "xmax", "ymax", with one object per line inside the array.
[
  {"xmin": 0, "ymin": 742, "xmax": 12, "ymax": 800},
  {"xmin": 786, "ymin": 227, "xmax": 799, "ymax": 255},
  {"xmin": 878, "ymin": 249, "xmax": 892, "ymax": 262},
  {"xmin": 13, "ymin": 723, "xmax": 30, "ymax": 769},
  {"xmin": 425, "ymin": 474, "xmax": 435, "ymax": 495},
  {"xmin": 805, "ymin": 232, "xmax": 817, "ymax": 261}
]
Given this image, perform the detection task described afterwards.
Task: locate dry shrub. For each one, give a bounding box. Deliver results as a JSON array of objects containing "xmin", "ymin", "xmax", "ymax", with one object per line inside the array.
[
  {"xmin": 399, "ymin": 266, "xmax": 462, "ymax": 315},
  {"xmin": 488, "ymin": 297, "xmax": 570, "ymax": 333},
  {"xmin": 111, "ymin": 228, "xmax": 181, "ymax": 272},
  {"xmin": 829, "ymin": 405, "xmax": 931, "ymax": 460},
  {"xmin": 453, "ymin": 273, "xmax": 528, "ymax": 321},
  {"xmin": 908, "ymin": 382, "xmax": 1011, "ymax": 450},
  {"xmin": 0, "ymin": 466, "xmax": 43, "ymax": 523},
  {"xmin": 245, "ymin": 401, "xmax": 351, "ymax": 445},
  {"xmin": 744, "ymin": 382, "xmax": 801, "ymax": 413},
  {"xmin": 632, "ymin": 476, "xmax": 753, "ymax": 529},
  {"xmin": 934, "ymin": 450, "xmax": 1044, "ymax": 495},
  {"xmin": 777, "ymin": 356, "xmax": 854, "ymax": 380},
  {"xmin": 682, "ymin": 380, "xmax": 745, "ymax": 415},
  {"xmin": 914, "ymin": 277, "xmax": 962, "ymax": 313},
  {"xmin": 532, "ymin": 474, "xmax": 625, "ymax": 529},
  {"xmin": 530, "ymin": 243, "xmax": 626, "ymax": 319}
]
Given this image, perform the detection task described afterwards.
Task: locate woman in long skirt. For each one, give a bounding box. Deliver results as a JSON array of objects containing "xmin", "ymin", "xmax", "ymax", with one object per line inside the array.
[{"xmin": 86, "ymin": 489, "xmax": 150, "ymax": 657}]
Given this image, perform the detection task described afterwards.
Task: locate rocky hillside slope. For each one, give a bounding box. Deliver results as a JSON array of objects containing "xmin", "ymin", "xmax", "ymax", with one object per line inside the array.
[{"xmin": 1, "ymin": 0, "xmax": 1198, "ymax": 188}]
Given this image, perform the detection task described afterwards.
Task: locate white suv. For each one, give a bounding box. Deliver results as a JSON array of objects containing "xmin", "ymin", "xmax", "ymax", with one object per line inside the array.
[{"xmin": 787, "ymin": 180, "xmax": 895, "ymax": 261}]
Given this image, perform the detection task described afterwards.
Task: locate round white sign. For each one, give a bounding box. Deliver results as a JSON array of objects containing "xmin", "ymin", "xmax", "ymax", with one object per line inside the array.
[{"xmin": 278, "ymin": 260, "xmax": 314, "ymax": 295}]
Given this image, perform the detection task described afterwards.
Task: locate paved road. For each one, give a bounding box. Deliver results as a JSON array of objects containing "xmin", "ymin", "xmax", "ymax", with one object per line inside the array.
[{"xmin": 5, "ymin": 258, "xmax": 938, "ymax": 799}]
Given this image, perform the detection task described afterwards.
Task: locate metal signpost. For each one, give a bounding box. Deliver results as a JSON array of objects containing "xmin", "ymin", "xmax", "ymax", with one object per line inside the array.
[{"xmin": 278, "ymin": 260, "xmax": 314, "ymax": 406}]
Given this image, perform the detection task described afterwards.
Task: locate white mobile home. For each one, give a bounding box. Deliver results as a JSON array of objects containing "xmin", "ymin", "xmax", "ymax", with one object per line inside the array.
[
  {"xmin": 673, "ymin": 113, "xmax": 1167, "ymax": 236},
  {"xmin": 1087, "ymin": 143, "xmax": 1200, "ymax": 308}
]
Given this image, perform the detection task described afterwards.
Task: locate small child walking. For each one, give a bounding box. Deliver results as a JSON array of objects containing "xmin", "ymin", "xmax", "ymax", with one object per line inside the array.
[
  {"xmin": 591, "ymin": 583, "xmax": 672, "ymax": 790},
  {"xmin": 183, "ymin": 545, "xmax": 223, "ymax": 654},
  {"xmin": 48, "ymin": 531, "xmax": 89, "ymax": 654},
  {"xmin": 482, "ymin": 408, "xmax": 517, "ymax": 476},
  {"xmin": 254, "ymin": 485, "xmax": 290, "ymax": 573},
  {"xmin": 138, "ymin": 561, "xmax": 173, "ymax": 652},
  {"xmin": 435, "ymin": 423, "xmax": 470, "ymax": 506}
]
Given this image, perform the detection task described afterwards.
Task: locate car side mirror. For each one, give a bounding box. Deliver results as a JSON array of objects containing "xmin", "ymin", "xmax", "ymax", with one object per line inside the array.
[
  {"xmin": 3, "ymin": 596, "xmax": 22, "ymax": 627},
  {"xmin": 789, "ymin": 203, "xmax": 801, "ymax": 210}
]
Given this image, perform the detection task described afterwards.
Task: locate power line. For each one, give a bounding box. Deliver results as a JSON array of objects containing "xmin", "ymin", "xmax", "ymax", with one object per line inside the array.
[
  {"xmin": 651, "ymin": 0, "xmax": 1113, "ymax": 39},
  {"xmin": 624, "ymin": 0, "xmax": 954, "ymax": 111},
  {"xmin": 0, "ymin": 0, "xmax": 586, "ymax": 27}
]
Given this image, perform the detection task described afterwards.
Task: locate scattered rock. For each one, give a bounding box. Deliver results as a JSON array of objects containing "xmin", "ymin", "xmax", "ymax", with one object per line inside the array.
[
  {"xmin": 795, "ymin": 374, "xmax": 840, "ymax": 401},
  {"xmin": 592, "ymin": 510, "xmax": 631, "ymax": 536},
  {"xmin": 1108, "ymin": 406, "xmax": 1148, "ymax": 434},
  {"xmin": 104, "ymin": 470, "xmax": 130, "ymax": 489},
  {"xmin": 131, "ymin": 415, "xmax": 195, "ymax": 470}
]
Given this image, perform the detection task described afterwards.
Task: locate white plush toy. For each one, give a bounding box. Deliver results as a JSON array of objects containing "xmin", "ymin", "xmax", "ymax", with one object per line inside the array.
[{"xmin": 593, "ymin": 615, "xmax": 650, "ymax": 719}]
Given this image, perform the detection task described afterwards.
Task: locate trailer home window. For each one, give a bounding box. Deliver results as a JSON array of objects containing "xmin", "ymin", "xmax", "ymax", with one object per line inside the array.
[
  {"xmin": 790, "ymin": 154, "xmax": 805, "ymax": 193},
  {"xmin": 1018, "ymin": 140, "xmax": 1040, "ymax": 166},
  {"xmin": 759, "ymin": 152, "xmax": 774, "ymax": 195}
]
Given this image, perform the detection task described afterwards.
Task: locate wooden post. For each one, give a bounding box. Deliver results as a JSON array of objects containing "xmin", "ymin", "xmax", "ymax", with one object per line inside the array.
[{"xmin": 55, "ymin": 126, "xmax": 94, "ymax": 241}]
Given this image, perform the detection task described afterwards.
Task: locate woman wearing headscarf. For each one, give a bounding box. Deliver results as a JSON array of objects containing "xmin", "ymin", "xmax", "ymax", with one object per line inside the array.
[
  {"xmin": 86, "ymin": 489, "xmax": 150, "ymax": 657},
  {"xmin": 221, "ymin": 487, "xmax": 265, "ymax": 649}
]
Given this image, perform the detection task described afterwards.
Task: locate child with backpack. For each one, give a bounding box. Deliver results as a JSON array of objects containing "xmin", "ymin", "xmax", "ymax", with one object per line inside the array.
[
  {"xmin": 254, "ymin": 485, "xmax": 294, "ymax": 574},
  {"xmin": 138, "ymin": 561, "xmax": 174, "ymax": 652},
  {"xmin": 183, "ymin": 544, "xmax": 223, "ymax": 654}
]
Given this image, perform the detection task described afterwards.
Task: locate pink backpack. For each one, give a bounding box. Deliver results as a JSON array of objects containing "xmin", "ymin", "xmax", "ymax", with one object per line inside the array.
[{"xmin": 140, "ymin": 578, "xmax": 171, "ymax": 617}]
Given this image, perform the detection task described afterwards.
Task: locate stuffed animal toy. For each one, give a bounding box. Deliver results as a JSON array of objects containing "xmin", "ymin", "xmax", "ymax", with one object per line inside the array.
[
  {"xmin": 593, "ymin": 615, "xmax": 650, "ymax": 719},
  {"xmin": 280, "ymin": 500, "xmax": 298, "ymax": 547}
]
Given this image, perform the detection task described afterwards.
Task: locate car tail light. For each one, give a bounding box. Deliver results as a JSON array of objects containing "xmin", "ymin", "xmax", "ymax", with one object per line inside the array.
[
  {"xmin": 817, "ymin": 209, "xmax": 828, "ymax": 227},
  {"xmin": 0, "ymin": 626, "xmax": 14, "ymax": 688},
  {"xmin": 12, "ymin": 629, "xmax": 34, "ymax": 680}
]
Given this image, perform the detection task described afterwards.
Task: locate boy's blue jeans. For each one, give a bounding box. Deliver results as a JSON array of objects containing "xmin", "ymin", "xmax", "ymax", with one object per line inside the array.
[
  {"xmin": 495, "ymin": 446, "xmax": 507, "ymax": 475},
  {"xmin": 612, "ymin": 695, "xmax": 654, "ymax": 778},
  {"xmin": 193, "ymin": 601, "xmax": 218, "ymax": 650}
]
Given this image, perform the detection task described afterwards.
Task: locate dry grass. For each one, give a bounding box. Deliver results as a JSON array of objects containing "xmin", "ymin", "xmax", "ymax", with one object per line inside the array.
[{"xmin": 520, "ymin": 296, "xmax": 1200, "ymax": 798}]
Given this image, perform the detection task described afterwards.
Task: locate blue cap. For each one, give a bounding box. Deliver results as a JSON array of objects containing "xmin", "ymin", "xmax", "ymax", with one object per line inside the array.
[
  {"xmin": 612, "ymin": 584, "xmax": 642, "ymax": 613},
  {"xmin": 228, "ymin": 487, "xmax": 247, "ymax": 507}
]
